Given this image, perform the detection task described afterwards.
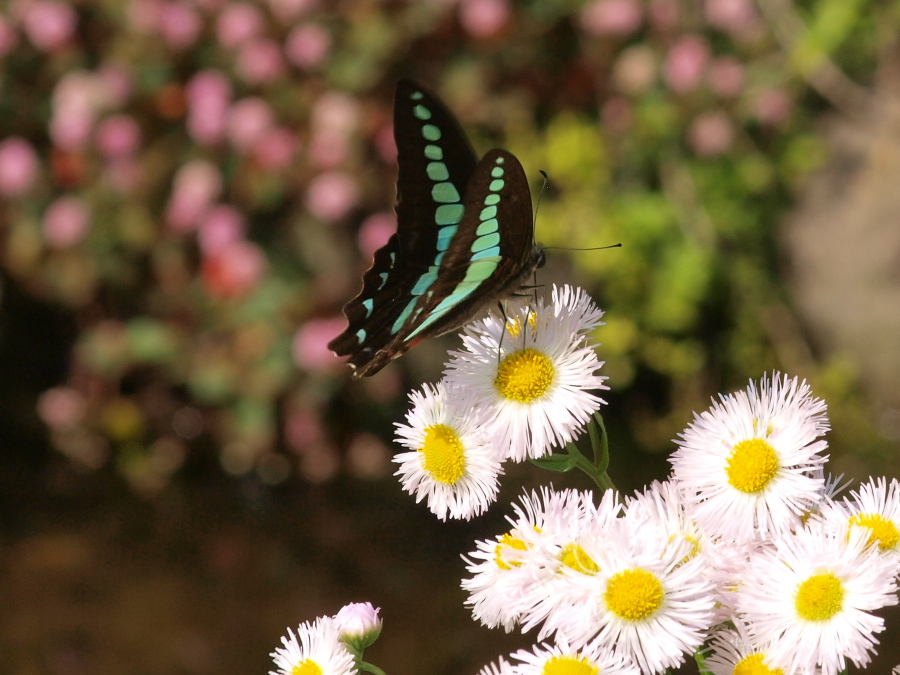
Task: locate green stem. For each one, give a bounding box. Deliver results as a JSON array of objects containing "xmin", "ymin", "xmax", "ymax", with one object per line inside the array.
[{"xmin": 358, "ymin": 661, "xmax": 386, "ymax": 675}]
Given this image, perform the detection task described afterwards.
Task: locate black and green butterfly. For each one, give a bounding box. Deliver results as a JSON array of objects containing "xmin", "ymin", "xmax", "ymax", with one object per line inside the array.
[{"xmin": 328, "ymin": 79, "xmax": 544, "ymax": 378}]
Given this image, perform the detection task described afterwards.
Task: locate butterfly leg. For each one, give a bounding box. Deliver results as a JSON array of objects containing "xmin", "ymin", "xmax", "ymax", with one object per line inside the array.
[{"xmin": 496, "ymin": 301, "xmax": 510, "ymax": 369}]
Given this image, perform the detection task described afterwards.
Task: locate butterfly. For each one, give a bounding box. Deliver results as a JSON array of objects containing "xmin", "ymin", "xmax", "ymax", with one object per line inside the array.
[{"xmin": 328, "ymin": 79, "xmax": 544, "ymax": 378}]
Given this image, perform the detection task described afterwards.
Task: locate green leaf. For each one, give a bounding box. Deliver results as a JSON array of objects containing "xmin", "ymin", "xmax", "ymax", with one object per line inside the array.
[{"xmin": 530, "ymin": 450, "xmax": 579, "ymax": 472}]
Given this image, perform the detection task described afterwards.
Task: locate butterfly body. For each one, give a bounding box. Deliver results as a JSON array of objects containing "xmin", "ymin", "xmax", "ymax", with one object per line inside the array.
[{"xmin": 328, "ymin": 79, "xmax": 543, "ymax": 378}]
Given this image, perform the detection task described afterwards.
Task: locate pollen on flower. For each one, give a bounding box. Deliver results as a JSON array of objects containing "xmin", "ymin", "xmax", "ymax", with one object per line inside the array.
[
  {"xmin": 725, "ymin": 438, "xmax": 779, "ymax": 494},
  {"xmin": 559, "ymin": 543, "xmax": 599, "ymax": 575},
  {"xmin": 849, "ymin": 513, "xmax": 900, "ymax": 552},
  {"xmin": 604, "ymin": 568, "xmax": 664, "ymax": 622},
  {"xmin": 542, "ymin": 654, "xmax": 598, "ymax": 675},
  {"xmin": 419, "ymin": 423, "xmax": 465, "ymax": 485},
  {"xmin": 505, "ymin": 310, "xmax": 538, "ymax": 339},
  {"xmin": 494, "ymin": 532, "xmax": 529, "ymax": 570},
  {"xmin": 494, "ymin": 348, "xmax": 555, "ymax": 403},
  {"xmin": 732, "ymin": 653, "xmax": 783, "ymax": 675},
  {"xmin": 291, "ymin": 659, "xmax": 323, "ymax": 675},
  {"xmin": 794, "ymin": 572, "xmax": 844, "ymax": 621}
]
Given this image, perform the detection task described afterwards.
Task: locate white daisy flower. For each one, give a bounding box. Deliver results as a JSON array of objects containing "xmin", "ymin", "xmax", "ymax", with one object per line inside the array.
[
  {"xmin": 704, "ymin": 623, "xmax": 821, "ymax": 675},
  {"xmin": 669, "ymin": 372, "xmax": 829, "ymax": 542},
  {"xmin": 736, "ymin": 521, "xmax": 899, "ymax": 675},
  {"xmin": 817, "ymin": 477, "xmax": 900, "ymax": 563},
  {"xmin": 462, "ymin": 487, "xmax": 619, "ymax": 632},
  {"xmin": 535, "ymin": 517, "xmax": 716, "ymax": 674},
  {"xmin": 510, "ymin": 638, "xmax": 640, "ymax": 675},
  {"xmin": 269, "ymin": 616, "xmax": 356, "ymax": 675},
  {"xmin": 333, "ymin": 602, "xmax": 382, "ymax": 651},
  {"xmin": 476, "ymin": 657, "xmax": 516, "ymax": 675},
  {"xmin": 444, "ymin": 284, "xmax": 607, "ymax": 461},
  {"xmin": 394, "ymin": 381, "xmax": 502, "ymax": 521}
]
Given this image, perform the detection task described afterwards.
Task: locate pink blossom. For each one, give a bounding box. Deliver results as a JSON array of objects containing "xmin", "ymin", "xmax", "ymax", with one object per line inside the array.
[
  {"xmin": 687, "ymin": 110, "xmax": 734, "ymax": 157},
  {"xmin": 95, "ymin": 114, "xmax": 141, "ymax": 158},
  {"xmin": 704, "ymin": 0, "xmax": 759, "ymax": 37},
  {"xmin": 647, "ymin": 0, "xmax": 679, "ymax": 30},
  {"xmin": 284, "ymin": 23, "xmax": 331, "ymax": 70},
  {"xmin": 707, "ymin": 56, "xmax": 744, "ymax": 98},
  {"xmin": 267, "ymin": 0, "xmax": 318, "ymax": 23},
  {"xmin": 186, "ymin": 70, "xmax": 231, "ymax": 144},
  {"xmin": 227, "ymin": 97, "xmax": 274, "ymax": 153},
  {"xmin": 128, "ymin": 0, "xmax": 163, "ymax": 32},
  {"xmin": 306, "ymin": 171, "xmax": 359, "ymax": 222},
  {"xmin": 22, "ymin": 1, "xmax": 77, "ymax": 51},
  {"xmin": 663, "ymin": 35, "xmax": 709, "ymax": 94},
  {"xmin": 201, "ymin": 240, "xmax": 267, "ymax": 298},
  {"xmin": 50, "ymin": 111, "xmax": 94, "ymax": 150},
  {"xmin": 292, "ymin": 317, "xmax": 345, "ymax": 373},
  {"xmin": 308, "ymin": 130, "xmax": 349, "ymax": 169},
  {"xmin": 0, "ymin": 137, "xmax": 39, "ymax": 196},
  {"xmin": 37, "ymin": 387, "xmax": 86, "ymax": 429},
  {"xmin": 0, "ymin": 16, "xmax": 20, "ymax": 57},
  {"xmin": 236, "ymin": 38, "xmax": 285, "ymax": 85},
  {"xmin": 51, "ymin": 71, "xmax": 106, "ymax": 149},
  {"xmin": 166, "ymin": 160, "xmax": 222, "ymax": 232},
  {"xmin": 158, "ymin": 1, "xmax": 202, "ymax": 49},
  {"xmin": 216, "ymin": 2, "xmax": 265, "ymax": 50},
  {"xmin": 43, "ymin": 195, "xmax": 91, "ymax": 248},
  {"xmin": 460, "ymin": 0, "xmax": 510, "ymax": 38},
  {"xmin": 103, "ymin": 158, "xmax": 142, "ymax": 194},
  {"xmin": 754, "ymin": 88, "xmax": 793, "ymax": 127},
  {"xmin": 96, "ymin": 63, "xmax": 134, "ymax": 107},
  {"xmin": 252, "ymin": 127, "xmax": 297, "ymax": 170},
  {"xmin": 581, "ymin": 0, "xmax": 643, "ymax": 37},
  {"xmin": 312, "ymin": 91, "xmax": 360, "ymax": 133},
  {"xmin": 357, "ymin": 213, "xmax": 396, "ymax": 259},
  {"xmin": 373, "ymin": 124, "xmax": 397, "ymax": 163},
  {"xmin": 612, "ymin": 46, "xmax": 657, "ymax": 95},
  {"xmin": 197, "ymin": 204, "xmax": 246, "ymax": 256}
]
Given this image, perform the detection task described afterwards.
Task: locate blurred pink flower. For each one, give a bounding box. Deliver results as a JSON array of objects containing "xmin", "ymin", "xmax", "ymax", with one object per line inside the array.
[
  {"xmin": 754, "ymin": 88, "xmax": 793, "ymax": 127},
  {"xmin": 267, "ymin": 0, "xmax": 318, "ymax": 23},
  {"xmin": 236, "ymin": 38, "xmax": 285, "ymax": 85},
  {"xmin": 663, "ymin": 35, "xmax": 709, "ymax": 94},
  {"xmin": 186, "ymin": 70, "xmax": 232, "ymax": 144},
  {"xmin": 308, "ymin": 130, "xmax": 349, "ymax": 169},
  {"xmin": 158, "ymin": 1, "xmax": 202, "ymax": 49},
  {"xmin": 460, "ymin": 0, "xmax": 510, "ymax": 38},
  {"xmin": 705, "ymin": 0, "xmax": 760, "ymax": 38},
  {"xmin": 43, "ymin": 195, "xmax": 91, "ymax": 248},
  {"xmin": 197, "ymin": 204, "xmax": 246, "ymax": 256},
  {"xmin": 601, "ymin": 97, "xmax": 633, "ymax": 133},
  {"xmin": 0, "ymin": 137, "xmax": 39, "ymax": 196},
  {"xmin": 292, "ymin": 317, "xmax": 344, "ymax": 373},
  {"xmin": 252, "ymin": 127, "xmax": 297, "ymax": 170},
  {"xmin": 96, "ymin": 63, "xmax": 134, "ymax": 107},
  {"xmin": 284, "ymin": 23, "xmax": 331, "ymax": 70},
  {"xmin": 201, "ymin": 239, "xmax": 267, "ymax": 298},
  {"xmin": 22, "ymin": 1, "xmax": 77, "ymax": 51},
  {"xmin": 95, "ymin": 114, "xmax": 141, "ymax": 158},
  {"xmin": 166, "ymin": 160, "xmax": 223, "ymax": 232},
  {"xmin": 216, "ymin": 2, "xmax": 265, "ymax": 50},
  {"xmin": 707, "ymin": 56, "xmax": 744, "ymax": 98},
  {"xmin": 687, "ymin": 110, "xmax": 735, "ymax": 157},
  {"xmin": 50, "ymin": 70, "xmax": 106, "ymax": 150},
  {"xmin": 612, "ymin": 46, "xmax": 657, "ymax": 95},
  {"xmin": 581, "ymin": 0, "xmax": 643, "ymax": 37},
  {"xmin": 0, "ymin": 15, "xmax": 20, "ymax": 57},
  {"xmin": 312, "ymin": 91, "xmax": 360, "ymax": 134},
  {"xmin": 37, "ymin": 387, "xmax": 86, "ymax": 429},
  {"xmin": 357, "ymin": 212, "xmax": 396, "ymax": 259},
  {"xmin": 128, "ymin": 0, "xmax": 163, "ymax": 32},
  {"xmin": 284, "ymin": 405, "xmax": 323, "ymax": 452},
  {"xmin": 192, "ymin": 0, "xmax": 225, "ymax": 11},
  {"xmin": 306, "ymin": 171, "xmax": 359, "ymax": 222},
  {"xmin": 227, "ymin": 97, "xmax": 274, "ymax": 153},
  {"xmin": 647, "ymin": 0, "xmax": 679, "ymax": 30},
  {"xmin": 373, "ymin": 123, "xmax": 397, "ymax": 163},
  {"xmin": 50, "ymin": 112, "xmax": 93, "ymax": 150},
  {"xmin": 103, "ymin": 158, "xmax": 142, "ymax": 194}
]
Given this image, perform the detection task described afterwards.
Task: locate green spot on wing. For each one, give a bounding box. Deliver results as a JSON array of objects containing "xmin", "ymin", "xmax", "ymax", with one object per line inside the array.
[
  {"xmin": 489, "ymin": 179, "xmax": 505, "ymax": 192},
  {"xmin": 476, "ymin": 218, "xmax": 498, "ymax": 235},
  {"xmin": 471, "ymin": 232, "xmax": 501, "ymax": 253},
  {"xmin": 484, "ymin": 194, "xmax": 501, "ymax": 206},
  {"xmin": 411, "ymin": 269, "xmax": 438, "ymax": 296},
  {"xmin": 471, "ymin": 247, "xmax": 500, "ymax": 261},
  {"xmin": 426, "ymin": 162, "xmax": 450, "ymax": 181},
  {"xmin": 411, "ymin": 91, "xmax": 424, "ymax": 100},
  {"xmin": 422, "ymin": 124, "xmax": 441, "ymax": 141},
  {"xmin": 362, "ymin": 298, "xmax": 374, "ymax": 317},
  {"xmin": 479, "ymin": 205, "xmax": 497, "ymax": 220},
  {"xmin": 356, "ymin": 328, "xmax": 366, "ymax": 342},
  {"xmin": 432, "ymin": 182, "xmax": 460, "ymax": 203},
  {"xmin": 436, "ymin": 225, "xmax": 457, "ymax": 251},
  {"xmin": 435, "ymin": 204, "xmax": 464, "ymax": 225},
  {"xmin": 413, "ymin": 104, "xmax": 431, "ymax": 120},
  {"xmin": 392, "ymin": 297, "xmax": 418, "ymax": 334},
  {"xmin": 424, "ymin": 144, "xmax": 443, "ymax": 160},
  {"xmin": 491, "ymin": 166, "xmax": 504, "ymax": 178}
]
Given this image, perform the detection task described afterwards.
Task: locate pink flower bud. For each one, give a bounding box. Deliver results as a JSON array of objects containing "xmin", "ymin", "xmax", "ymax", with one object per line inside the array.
[
  {"xmin": 252, "ymin": 127, "xmax": 297, "ymax": 170},
  {"xmin": 198, "ymin": 204, "xmax": 246, "ymax": 256},
  {"xmin": 306, "ymin": 171, "xmax": 359, "ymax": 222},
  {"xmin": 0, "ymin": 137, "xmax": 39, "ymax": 196},
  {"xmin": 267, "ymin": 0, "xmax": 318, "ymax": 23},
  {"xmin": 754, "ymin": 89, "xmax": 793, "ymax": 127},
  {"xmin": 216, "ymin": 2, "xmax": 265, "ymax": 50},
  {"xmin": 22, "ymin": 1, "xmax": 77, "ymax": 51},
  {"xmin": 227, "ymin": 97, "xmax": 274, "ymax": 153},
  {"xmin": 284, "ymin": 23, "xmax": 331, "ymax": 70},
  {"xmin": 43, "ymin": 195, "xmax": 91, "ymax": 248},
  {"xmin": 0, "ymin": 15, "xmax": 20, "ymax": 57},
  {"xmin": 687, "ymin": 110, "xmax": 734, "ymax": 157},
  {"xmin": 334, "ymin": 602, "xmax": 382, "ymax": 647},
  {"xmin": 166, "ymin": 160, "xmax": 223, "ymax": 231},
  {"xmin": 95, "ymin": 114, "xmax": 141, "ymax": 158},
  {"xmin": 647, "ymin": 0, "xmax": 679, "ymax": 30},
  {"xmin": 292, "ymin": 317, "xmax": 345, "ymax": 372},
  {"xmin": 460, "ymin": 0, "xmax": 510, "ymax": 38},
  {"xmin": 201, "ymin": 240, "xmax": 267, "ymax": 298},
  {"xmin": 663, "ymin": 35, "xmax": 709, "ymax": 94},
  {"xmin": 707, "ymin": 56, "xmax": 744, "ymax": 99},
  {"xmin": 581, "ymin": 0, "xmax": 643, "ymax": 37},
  {"xmin": 704, "ymin": 0, "xmax": 759, "ymax": 37},
  {"xmin": 612, "ymin": 46, "xmax": 657, "ymax": 95},
  {"xmin": 236, "ymin": 39, "xmax": 285, "ymax": 85},
  {"xmin": 158, "ymin": 1, "xmax": 202, "ymax": 49},
  {"xmin": 37, "ymin": 387, "xmax": 86, "ymax": 429},
  {"xmin": 186, "ymin": 70, "xmax": 232, "ymax": 144},
  {"xmin": 357, "ymin": 213, "xmax": 396, "ymax": 259}
]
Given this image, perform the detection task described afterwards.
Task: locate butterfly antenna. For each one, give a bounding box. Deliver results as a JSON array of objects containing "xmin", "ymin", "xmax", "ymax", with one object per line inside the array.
[
  {"xmin": 496, "ymin": 301, "xmax": 509, "ymax": 369},
  {"xmin": 533, "ymin": 170, "xmax": 549, "ymax": 236},
  {"xmin": 543, "ymin": 243, "xmax": 623, "ymax": 252}
]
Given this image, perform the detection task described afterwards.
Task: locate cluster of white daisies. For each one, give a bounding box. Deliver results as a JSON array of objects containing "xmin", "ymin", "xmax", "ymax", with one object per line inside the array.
[{"xmin": 270, "ymin": 286, "xmax": 900, "ymax": 675}]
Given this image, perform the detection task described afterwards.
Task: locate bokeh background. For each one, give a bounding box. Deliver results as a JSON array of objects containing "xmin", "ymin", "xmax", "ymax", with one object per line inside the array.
[{"xmin": 2, "ymin": 0, "xmax": 900, "ymax": 673}]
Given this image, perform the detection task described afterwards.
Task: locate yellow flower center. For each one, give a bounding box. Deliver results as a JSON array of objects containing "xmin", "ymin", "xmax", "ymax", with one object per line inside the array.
[
  {"xmin": 495, "ymin": 532, "xmax": 529, "ymax": 570},
  {"xmin": 849, "ymin": 512, "xmax": 900, "ymax": 551},
  {"xmin": 292, "ymin": 660, "xmax": 323, "ymax": 675},
  {"xmin": 733, "ymin": 653, "xmax": 783, "ymax": 675},
  {"xmin": 494, "ymin": 348, "xmax": 555, "ymax": 403},
  {"xmin": 505, "ymin": 311, "xmax": 537, "ymax": 339},
  {"xmin": 541, "ymin": 654, "xmax": 598, "ymax": 675},
  {"xmin": 604, "ymin": 568, "xmax": 664, "ymax": 622},
  {"xmin": 419, "ymin": 424, "xmax": 465, "ymax": 485},
  {"xmin": 559, "ymin": 543, "xmax": 599, "ymax": 575},
  {"xmin": 795, "ymin": 572, "xmax": 844, "ymax": 621},
  {"xmin": 726, "ymin": 438, "xmax": 779, "ymax": 493}
]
